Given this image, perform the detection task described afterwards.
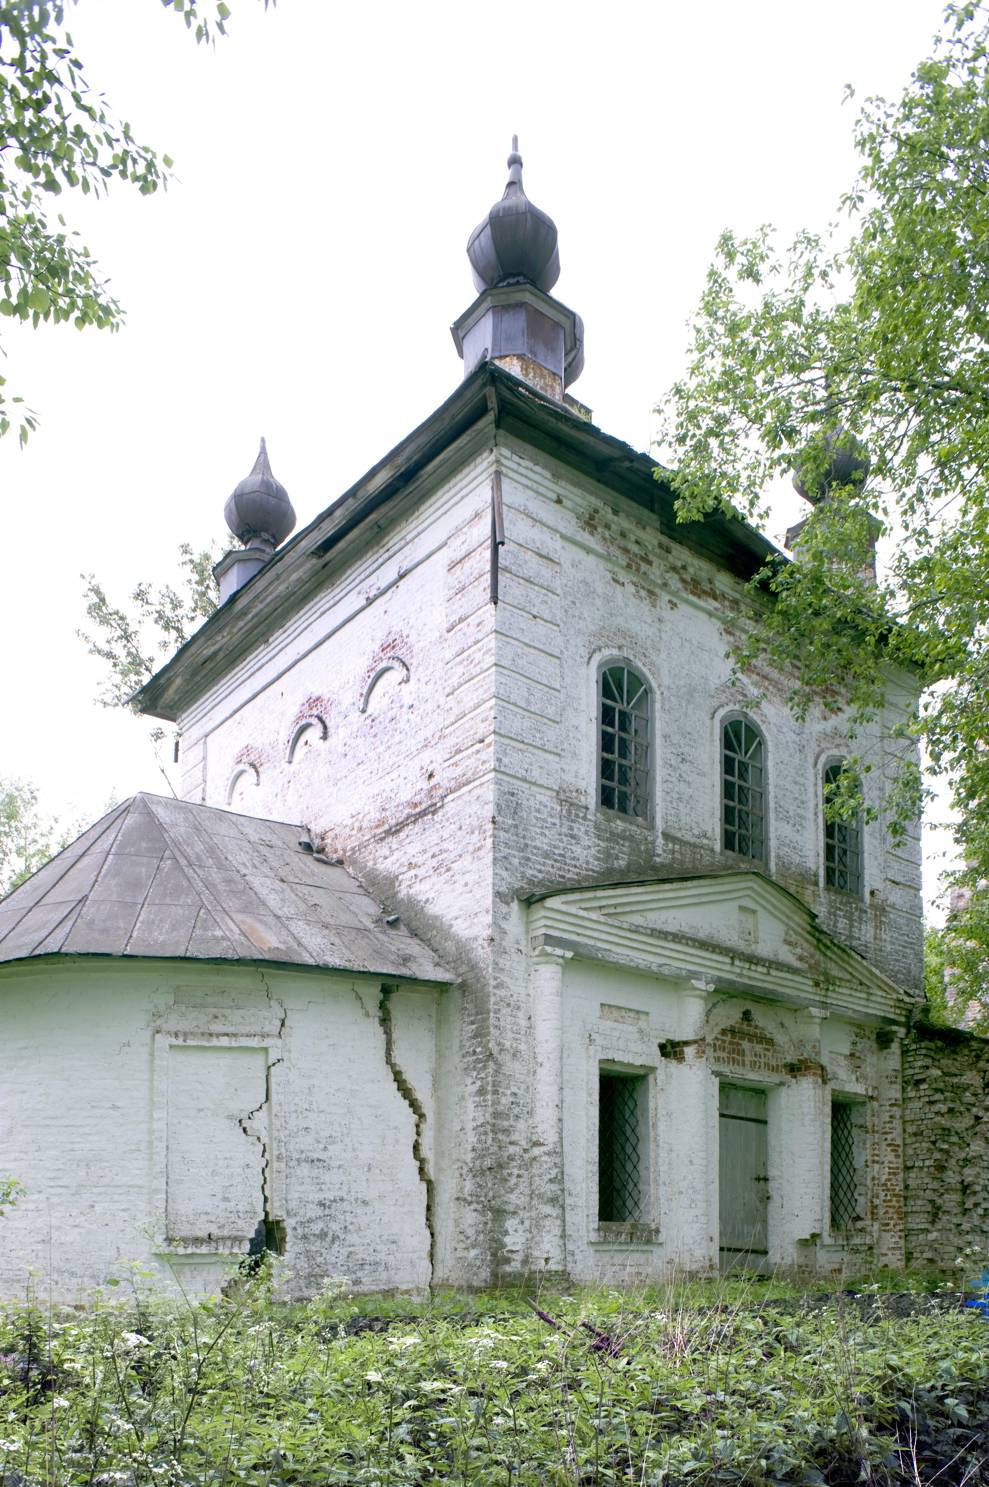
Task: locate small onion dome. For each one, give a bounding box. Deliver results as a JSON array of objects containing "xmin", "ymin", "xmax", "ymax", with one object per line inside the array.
[
  {"xmin": 792, "ymin": 427, "xmax": 871, "ymax": 505},
  {"xmin": 224, "ymin": 437, "xmax": 296, "ymax": 548},
  {"xmin": 467, "ymin": 137, "xmax": 561, "ymax": 295}
]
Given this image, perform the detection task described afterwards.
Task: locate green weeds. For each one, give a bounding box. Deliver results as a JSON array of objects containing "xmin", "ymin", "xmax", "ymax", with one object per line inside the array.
[{"xmin": 0, "ymin": 1274, "xmax": 985, "ymax": 1486}]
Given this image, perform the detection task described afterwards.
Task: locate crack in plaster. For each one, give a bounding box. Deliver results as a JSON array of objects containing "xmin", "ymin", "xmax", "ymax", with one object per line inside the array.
[
  {"xmin": 352, "ymin": 986, "xmax": 376, "ymax": 1020},
  {"xmin": 378, "ymin": 986, "xmax": 436, "ymax": 1286},
  {"xmin": 237, "ymin": 973, "xmax": 286, "ymax": 1254}
]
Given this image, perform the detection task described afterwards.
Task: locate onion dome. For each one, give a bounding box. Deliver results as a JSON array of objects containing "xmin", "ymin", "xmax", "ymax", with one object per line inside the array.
[
  {"xmin": 792, "ymin": 427, "xmax": 871, "ymax": 505},
  {"xmin": 467, "ymin": 137, "xmax": 561, "ymax": 295},
  {"xmin": 223, "ymin": 438, "xmax": 296, "ymax": 548}
]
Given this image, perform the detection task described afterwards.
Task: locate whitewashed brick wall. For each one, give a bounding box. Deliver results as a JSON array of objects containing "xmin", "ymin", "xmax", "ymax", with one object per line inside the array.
[
  {"xmin": 168, "ymin": 426, "xmax": 922, "ymax": 1285},
  {"xmin": 0, "ymin": 959, "xmax": 439, "ymax": 1301}
]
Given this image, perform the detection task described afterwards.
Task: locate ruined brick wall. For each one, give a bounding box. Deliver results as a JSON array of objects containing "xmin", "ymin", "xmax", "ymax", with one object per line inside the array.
[{"xmin": 902, "ymin": 1021, "xmax": 989, "ymax": 1270}]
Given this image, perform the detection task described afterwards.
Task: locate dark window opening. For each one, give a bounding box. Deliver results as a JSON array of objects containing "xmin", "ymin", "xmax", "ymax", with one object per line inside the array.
[
  {"xmin": 598, "ymin": 1071, "xmax": 645, "ymax": 1222},
  {"xmin": 823, "ymin": 761, "xmax": 863, "ymax": 897},
  {"xmin": 722, "ymin": 717, "xmax": 766, "ymax": 861},
  {"xmin": 599, "ymin": 664, "xmax": 650, "ymax": 820},
  {"xmin": 830, "ymin": 1099, "xmax": 864, "ymax": 1232}
]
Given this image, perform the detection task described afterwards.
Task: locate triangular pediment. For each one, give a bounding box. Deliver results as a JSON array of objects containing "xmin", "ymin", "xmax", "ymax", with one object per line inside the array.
[{"xmin": 530, "ymin": 871, "xmax": 909, "ymax": 1022}]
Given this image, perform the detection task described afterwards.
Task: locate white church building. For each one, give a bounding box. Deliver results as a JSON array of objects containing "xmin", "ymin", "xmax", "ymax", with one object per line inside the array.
[{"xmin": 0, "ymin": 146, "xmax": 923, "ymax": 1298}]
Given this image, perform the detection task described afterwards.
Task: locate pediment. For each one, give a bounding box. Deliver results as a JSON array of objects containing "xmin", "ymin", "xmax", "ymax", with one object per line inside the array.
[{"xmin": 531, "ymin": 871, "xmax": 908, "ymax": 1020}]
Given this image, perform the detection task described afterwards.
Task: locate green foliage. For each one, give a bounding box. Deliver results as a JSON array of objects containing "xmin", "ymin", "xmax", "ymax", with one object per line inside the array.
[
  {"xmin": 159, "ymin": 1, "xmax": 269, "ymax": 45},
  {"xmin": 0, "ymin": 1176, "xmax": 22, "ymax": 1216},
  {"xmin": 78, "ymin": 541, "xmax": 221, "ymax": 708},
  {"xmin": 924, "ymin": 914, "xmax": 989, "ymax": 1033},
  {"xmin": 0, "ymin": 2, "xmax": 269, "ymax": 443},
  {"xmin": 0, "ymin": 1280, "xmax": 985, "ymax": 1486},
  {"xmin": 656, "ymin": 2, "xmax": 989, "ymax": 1006},
  {"xmin": 0, "ymin": 776, "xmax": 66, "ymax": 894},
  {"xmin": 923, "ymin": 924, "xmax": 958, "ymax": 1025}
]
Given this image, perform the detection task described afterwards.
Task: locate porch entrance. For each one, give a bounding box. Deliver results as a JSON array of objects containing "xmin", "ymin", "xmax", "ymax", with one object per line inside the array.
[{"xmin": 718, "ymin": 1083, "xmax": 769, "ymax": 1269}]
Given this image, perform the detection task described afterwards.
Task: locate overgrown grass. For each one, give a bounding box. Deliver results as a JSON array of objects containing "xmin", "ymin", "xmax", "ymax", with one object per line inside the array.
[{"xmin": 0, "ymin": 1269, "xmax": 986, "ymax": 1486}]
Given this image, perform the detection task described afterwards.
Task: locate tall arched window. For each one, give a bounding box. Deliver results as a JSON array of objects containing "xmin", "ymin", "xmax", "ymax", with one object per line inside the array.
[
  {"xmin": 823, "ymin": 759, "xmax": 863, "ymax": 897},
  {"xmin": 722, "ymin": 716, "xmax": 766, "ymax": 861},
  {"xmin": 599, "ymin": 663, "xmax": 650, "ymax": 820}
]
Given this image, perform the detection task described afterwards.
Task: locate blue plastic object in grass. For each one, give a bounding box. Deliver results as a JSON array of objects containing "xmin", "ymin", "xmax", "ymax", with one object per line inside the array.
[{"xmin": 965, "ymin": 1268, "xmax": 989, "ymax": 1318}]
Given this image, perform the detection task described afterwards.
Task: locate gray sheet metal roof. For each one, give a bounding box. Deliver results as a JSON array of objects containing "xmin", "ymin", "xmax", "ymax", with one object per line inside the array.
[{"xmin": 0, "ymin": 794, "xmax": 453, "ymax": 984}]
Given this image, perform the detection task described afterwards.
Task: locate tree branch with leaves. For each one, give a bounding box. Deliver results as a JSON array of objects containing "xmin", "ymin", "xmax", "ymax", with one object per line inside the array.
[
  {"xmin": 655, "ymin": 0, "xmax": 989, "ymax": 1013},
  {"xmin": 0, "ymin": 0, "xmax": 270, "ymax": 442}
]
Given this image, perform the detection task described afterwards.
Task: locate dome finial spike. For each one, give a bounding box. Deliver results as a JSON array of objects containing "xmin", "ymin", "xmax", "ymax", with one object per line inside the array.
[
  {"xmin": 252, "ymin": 436, "xmax": 271, "ymax": 478},
  {"xmin": 506, "ymin": 134, "xmax": 523, "ymax": 189}
]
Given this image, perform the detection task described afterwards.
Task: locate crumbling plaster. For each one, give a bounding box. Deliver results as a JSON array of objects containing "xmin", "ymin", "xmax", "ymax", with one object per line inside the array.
[
  {"xmin": 0, "ymin": 957, "xmax": 440, "ymax": 1301},
  {"xmin": 168, "ymin": 424, "xmax": 922, "ymax": 1285}
]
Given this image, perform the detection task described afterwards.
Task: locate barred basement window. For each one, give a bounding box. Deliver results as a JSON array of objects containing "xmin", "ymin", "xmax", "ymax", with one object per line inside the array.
[
  {"xmin": 598, "ymin": 1070, "xmax": 646, "ymax": 1222},
  {"xmin": 722, "ymin": 716, "xmax": 766, "ymax": 861},
  {"xmin": 599, "ymin": 664, "xmax": 650, "ymax": 820},
  {"xmin": 830, "ymin": 1099, "xmax": 864, "ymax": 1232},
  {"xmin": 823, "ymin": 760, "xmax": 863, "ymax": 897}
]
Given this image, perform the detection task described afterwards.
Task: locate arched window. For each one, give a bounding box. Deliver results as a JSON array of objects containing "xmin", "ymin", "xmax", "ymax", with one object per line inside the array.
[
  {"xmin": 722, "ymin": 716, "xmax": 766, "ymax": 861},
  {"xmin": 823, "ymin": 759, "xmax": 863, "ymax": 897},
  {"xmin": 599, "ymin": 663, "xmax": 650, "ymax": 820}
]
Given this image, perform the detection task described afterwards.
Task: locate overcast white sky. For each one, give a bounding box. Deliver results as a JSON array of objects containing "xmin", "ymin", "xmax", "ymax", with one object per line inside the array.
[{"xmin": 0, "ymin": 0, "xmax": 954, "ymax": 906}]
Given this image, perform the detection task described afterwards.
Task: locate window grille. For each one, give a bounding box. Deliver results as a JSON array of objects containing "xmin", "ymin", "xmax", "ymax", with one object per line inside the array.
[
  {"xmin": 823, "ymin": 761, "xmax": 863, "ymax": 896},
  {"xmin": 722, "ymin": 717, "xmax": 766, "ymax": 860},
  {"xmin": 598, "ymin": 1072, "xmax": 644, "ymax": 1222},
  {"xmin": 599, "ymin": 665, "xmax": 650, "ymax": 819},
  {"xmin": 830, "ymin": 1100, "xmax": 860, "ymax": 1231}
]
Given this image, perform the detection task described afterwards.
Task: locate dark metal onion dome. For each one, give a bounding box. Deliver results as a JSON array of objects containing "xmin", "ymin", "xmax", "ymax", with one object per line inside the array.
[
  {"xmin": 467, "ymin": 137, "xmax": 561, "ymax": 295},
  {"xmin": 224, "ymin": 438, "xmax": 296, "ymax": 548},
  {"xmin": 792, "ymin": 427, "xmax": 871, "ymax": 505}
]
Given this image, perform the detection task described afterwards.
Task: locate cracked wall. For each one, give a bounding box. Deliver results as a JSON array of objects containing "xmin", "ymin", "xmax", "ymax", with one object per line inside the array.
[
  {"xmin": 0, "ymin": 958, "xmax": 440, "ymax": 1301},
  {"xmin": 167, "ymin": 1044, "xmax": 269, "ymax": 1241},
  {"xmin": 168, "ymin": 430, "xmax": 922, "ymax": 1287}
]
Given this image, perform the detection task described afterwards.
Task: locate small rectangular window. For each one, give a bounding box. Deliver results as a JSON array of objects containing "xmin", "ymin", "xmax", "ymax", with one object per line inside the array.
[
  {"xmin": 598, "ymin": 1070, "xmax": 647, "ymax": 1222},
  {"xmin": 830, "ymin": 1098, "xmax": 865, "ymax": 1233}
]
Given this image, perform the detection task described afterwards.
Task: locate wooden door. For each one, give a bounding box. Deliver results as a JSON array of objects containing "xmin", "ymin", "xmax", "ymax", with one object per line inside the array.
[{"xmin": 719, "ymin": 1083, "xmax": 769, "ymax": 1267}]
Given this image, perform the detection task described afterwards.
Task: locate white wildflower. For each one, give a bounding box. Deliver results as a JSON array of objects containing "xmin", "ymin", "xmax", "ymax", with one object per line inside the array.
[{"xmin": 119, "ymin": 1332, "xmax": 149, "ymax": 1350}]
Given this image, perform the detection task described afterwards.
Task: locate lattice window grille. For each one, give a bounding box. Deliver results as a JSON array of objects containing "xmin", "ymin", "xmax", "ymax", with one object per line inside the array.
[
  {"xmin": 600, "ymin": 665, "xmax": 650, "ymax": 819},
  {"xmin": 722, "ymin": 717, "xmax": 766, "ymax": 860},
  {"xmin": 598, "ymin": 1073, "xmax": 643, "ymax": 1222},
  {"xmin": 823, "ymin": 763, "xmax": 863, "ymax": 897},
  {"xmin": 830, "ymin": 1101, "xmax": 859, "ymax": 1231}
]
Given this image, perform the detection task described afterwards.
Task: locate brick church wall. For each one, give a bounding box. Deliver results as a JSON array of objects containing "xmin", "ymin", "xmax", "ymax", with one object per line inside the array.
[{"xmin": 902, "ymin": 1020, "xmax": 989, "ymax": 1270}]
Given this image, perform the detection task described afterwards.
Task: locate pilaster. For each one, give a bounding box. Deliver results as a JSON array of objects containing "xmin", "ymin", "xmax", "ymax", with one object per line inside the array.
[
  {"xmin": 528, "ymin": 946, "xmax": 571, "ymax": 1275},
  {"xmin": 664, "ymin": 979, "xmax": 716, "ymax": 1269}
]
